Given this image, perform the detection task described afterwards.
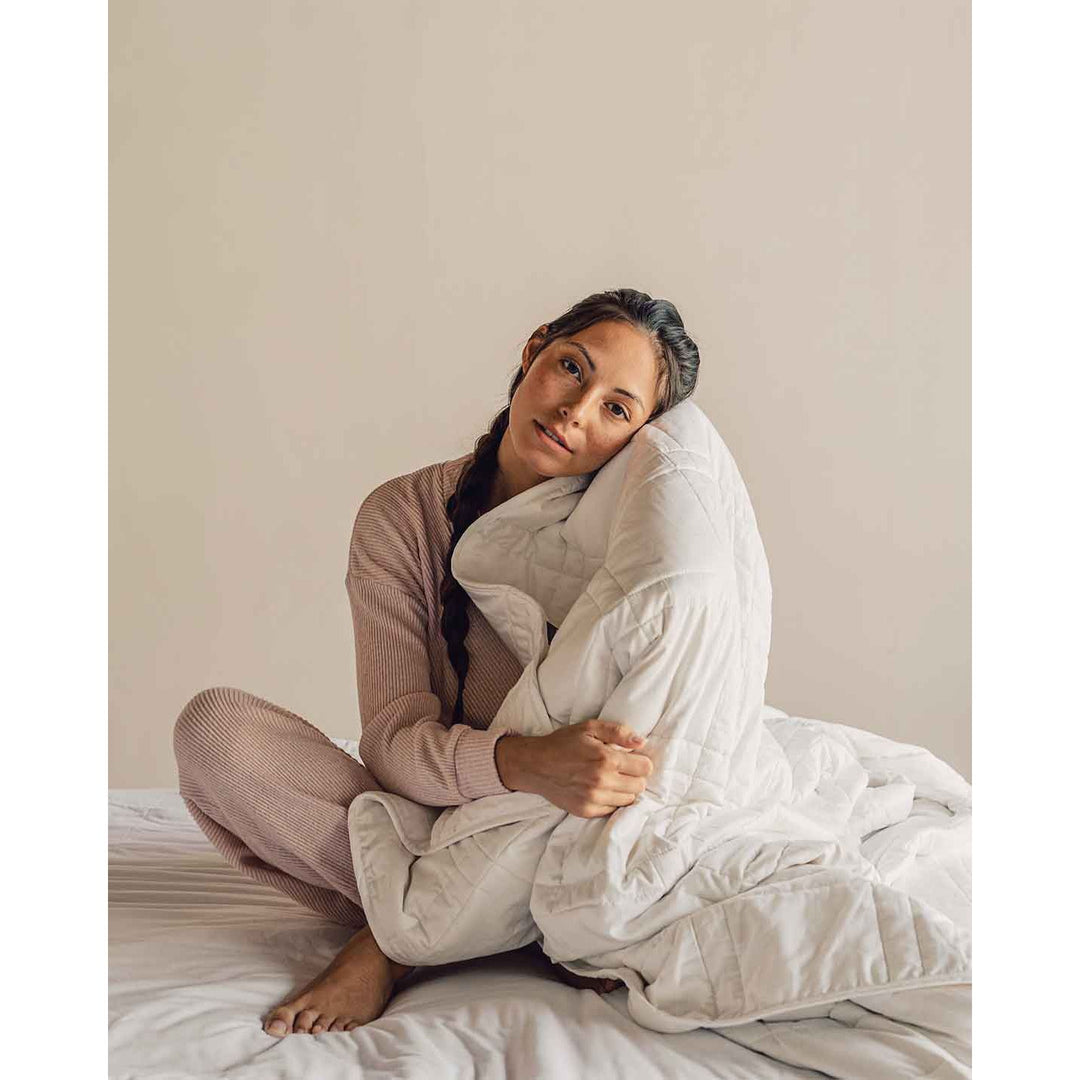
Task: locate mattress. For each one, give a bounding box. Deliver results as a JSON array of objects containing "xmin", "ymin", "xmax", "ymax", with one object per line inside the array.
[{"xmin": 109, "ymin": 738, "xmax": 958, "ymax": 1079}]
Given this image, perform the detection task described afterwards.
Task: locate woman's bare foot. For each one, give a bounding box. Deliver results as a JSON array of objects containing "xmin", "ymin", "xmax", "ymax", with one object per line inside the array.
[{"xmin": 263, "ymin": 925, "xmax": 415, "ymax": 1036}]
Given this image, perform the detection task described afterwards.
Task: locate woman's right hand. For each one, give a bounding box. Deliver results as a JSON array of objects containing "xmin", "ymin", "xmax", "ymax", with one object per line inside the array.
[{"xmin": 495, "ymin": 720, "xmax": 653, "ymax": 818}]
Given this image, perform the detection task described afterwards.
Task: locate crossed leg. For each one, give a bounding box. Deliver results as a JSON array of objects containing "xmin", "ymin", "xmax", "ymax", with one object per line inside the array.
[{"xmin": 173, "ymin": 685, "xmax": 412, "ymax": 1033}]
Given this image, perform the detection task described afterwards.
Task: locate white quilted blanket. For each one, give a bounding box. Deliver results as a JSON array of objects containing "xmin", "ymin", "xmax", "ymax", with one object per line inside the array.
[{"xmin": 348, "ymin": 400, "xmax": 971, "ymax": 1049}]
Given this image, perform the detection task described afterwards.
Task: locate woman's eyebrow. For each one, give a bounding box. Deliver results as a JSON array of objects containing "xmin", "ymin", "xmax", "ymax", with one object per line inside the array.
[{"xmin": 566, "ymin": 340, "xmax": 645, "ymax": 409}]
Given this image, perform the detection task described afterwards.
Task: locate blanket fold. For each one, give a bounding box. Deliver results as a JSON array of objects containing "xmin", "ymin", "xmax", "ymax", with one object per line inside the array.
[{"xmin": 348, "ymin": 400, "xmax": 971, "ymax": 1046}]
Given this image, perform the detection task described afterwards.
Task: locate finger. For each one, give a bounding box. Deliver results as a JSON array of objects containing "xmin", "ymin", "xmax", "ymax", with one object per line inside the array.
[
  {"xmin": 590, "ymin": 786, "xmax": 639, "ymax": 808},
  {"xmin": 589, "ymin": 719, "xmax": 646, "ymax": 749},
  {"xmin": 615, "ymin": 752, "xmax": 653, "ymax": 779},
  {"xmin": 599, "ymin": 772, "xmax": 648, "ymax": 796}
]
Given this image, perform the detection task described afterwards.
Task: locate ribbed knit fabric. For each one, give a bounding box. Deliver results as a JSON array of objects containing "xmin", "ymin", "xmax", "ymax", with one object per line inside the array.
[
  {"xmin": 173, "ymin": 452, "xmax": 527, "ymax": 925},
  {"xmin": 174, "ymin": 685, "xmax": 376, "ymax": 926},
  {"xmin": 346, "ymin": 452, "xmax": 526, "ymax": 805}
]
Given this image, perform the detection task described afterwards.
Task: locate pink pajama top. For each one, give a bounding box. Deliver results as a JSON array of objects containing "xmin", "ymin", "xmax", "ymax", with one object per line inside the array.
[{"xmin": 345, "ymin": 452, "xmax": 527, "ymax": 806}]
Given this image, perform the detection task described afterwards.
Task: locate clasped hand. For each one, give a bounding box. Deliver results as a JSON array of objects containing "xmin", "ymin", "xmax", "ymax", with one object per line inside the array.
[{"xmin": 495, "ymin": 719, "xmax": 654, "ymax": 819}]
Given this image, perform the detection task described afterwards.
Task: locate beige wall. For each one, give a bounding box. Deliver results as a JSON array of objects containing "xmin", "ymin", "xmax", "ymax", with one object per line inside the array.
[{"xmin": 110, "ymin": 1, "xmax": 970, "ymax": 787}]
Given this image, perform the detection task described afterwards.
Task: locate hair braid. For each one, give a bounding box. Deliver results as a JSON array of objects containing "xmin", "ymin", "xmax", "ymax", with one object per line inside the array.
[{"xmin": 439, "ymin": 401, "xmax": 513, "ymax": 725}]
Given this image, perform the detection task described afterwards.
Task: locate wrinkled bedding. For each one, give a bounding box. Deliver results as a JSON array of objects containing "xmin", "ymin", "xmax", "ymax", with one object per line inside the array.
[
  {"xmin": 348, "ymin": 400, "xmax": 971, "ymax": 1076},
  {"xmin": 111, "ymin": 781, "xmax": 838, "ymax": 1080}
]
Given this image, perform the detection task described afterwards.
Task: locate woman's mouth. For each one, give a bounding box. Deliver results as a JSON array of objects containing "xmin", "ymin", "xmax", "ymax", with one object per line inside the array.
[{"xmin": 534, "ymin": 420, "xmax": 571, "ymax": 452}]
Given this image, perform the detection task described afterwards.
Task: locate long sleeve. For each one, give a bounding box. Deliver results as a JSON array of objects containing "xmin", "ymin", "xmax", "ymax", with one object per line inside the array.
[
  {"xmin": 344, "ymin": 470, "xmax": 514, "ymax": 806},
  {"xmin": 346, "ymin": 573, "xmax": 513, "ymax": 805}
]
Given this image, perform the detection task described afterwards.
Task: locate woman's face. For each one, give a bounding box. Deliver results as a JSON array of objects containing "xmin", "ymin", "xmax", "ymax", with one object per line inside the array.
[{"xmin": 505, "ymin": 319, "xmax": 661, "ymax": 483}]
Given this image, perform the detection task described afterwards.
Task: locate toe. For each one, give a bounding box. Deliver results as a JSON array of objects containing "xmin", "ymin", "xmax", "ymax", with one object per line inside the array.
[
  {"xmin": 329, "ymin": 1018, "xmax": 348, "ymax": 1032},
  {"xmin": 263, "ymin": 1008, "xmax": 293, "ymax": 1037},
  {"xmin": 294, "ymin": 1008, "xmax": 320, "ymax": 1034},
  {"xmin": 311, "ymin": 1014, "xmax": 333, "ymax": 1034},
  {"xmin": 344, "ymin": 1019, "xmax": 361, "ymax": 1031}
]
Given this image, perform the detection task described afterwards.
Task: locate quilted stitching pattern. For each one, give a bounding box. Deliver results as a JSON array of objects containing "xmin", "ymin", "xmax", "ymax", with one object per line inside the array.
[{"xmin": 347, "ymin": 400, "xmax": 971, "ymax": 1039}]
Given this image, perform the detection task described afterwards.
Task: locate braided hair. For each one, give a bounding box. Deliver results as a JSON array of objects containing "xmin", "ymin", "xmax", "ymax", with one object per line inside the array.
[{"xmin": 439, "ymin": 287, "xmax": 701, "ymax": 725}]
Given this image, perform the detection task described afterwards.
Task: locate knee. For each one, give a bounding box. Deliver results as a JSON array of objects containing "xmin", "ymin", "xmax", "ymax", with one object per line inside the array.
[{"xmin": 173, "ymin": 686, "xmax": 258, "ymax": 771}]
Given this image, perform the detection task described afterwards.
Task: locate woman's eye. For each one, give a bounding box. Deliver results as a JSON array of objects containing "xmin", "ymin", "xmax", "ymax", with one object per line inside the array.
[{"xmin": 561, "ymin": 357, "xmax": 629, "ymax": 421}]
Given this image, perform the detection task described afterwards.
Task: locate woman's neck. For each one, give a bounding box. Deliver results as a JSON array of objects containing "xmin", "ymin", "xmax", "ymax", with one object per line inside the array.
[{"xmin": 486, "ymin": 428, "xmax": 548, "ymax": 514}]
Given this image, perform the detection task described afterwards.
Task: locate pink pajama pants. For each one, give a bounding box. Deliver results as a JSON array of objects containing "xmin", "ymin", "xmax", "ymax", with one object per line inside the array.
[{"xmin": 172, "ymin": 685, "xmax": 379, "ymax": 927}]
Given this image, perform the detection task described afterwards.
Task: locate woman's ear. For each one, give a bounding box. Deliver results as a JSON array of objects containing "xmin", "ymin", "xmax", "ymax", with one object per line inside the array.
[{"xmin": 521, "ymin": 324, "xmax": 550, "ymax": 374}]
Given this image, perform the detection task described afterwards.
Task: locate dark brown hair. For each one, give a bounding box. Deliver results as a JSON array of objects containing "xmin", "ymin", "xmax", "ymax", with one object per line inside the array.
[{"xmin": 439, "ymin": 287, "xmax": 701, "ymax": 724}]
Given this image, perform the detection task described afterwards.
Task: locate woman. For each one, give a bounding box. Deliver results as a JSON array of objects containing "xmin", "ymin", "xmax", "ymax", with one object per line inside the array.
[{"xmin": 172, "ymin": 287, "xmax": 701, "ymax": 1037}]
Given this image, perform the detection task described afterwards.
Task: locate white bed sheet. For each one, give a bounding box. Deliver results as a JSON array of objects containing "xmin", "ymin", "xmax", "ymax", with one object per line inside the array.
[{"xmin": 109, "ymin": 738, "xmax": 947, "ymax": 1079}]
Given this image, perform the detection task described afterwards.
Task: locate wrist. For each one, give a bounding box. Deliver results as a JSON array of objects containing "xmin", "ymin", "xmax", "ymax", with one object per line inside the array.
[{"xmin": 495, "ymin": 732, "xmax": 534, "ymax": 793}]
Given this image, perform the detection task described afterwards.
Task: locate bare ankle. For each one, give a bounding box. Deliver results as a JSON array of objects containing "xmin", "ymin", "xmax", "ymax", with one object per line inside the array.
[
  {"xmin": 392, "ymin": 963, "xmax": 414, "ymax": 984},
  {"xmin": 362, "ymin": 926, "xmax": 414, "ymax": 982}
]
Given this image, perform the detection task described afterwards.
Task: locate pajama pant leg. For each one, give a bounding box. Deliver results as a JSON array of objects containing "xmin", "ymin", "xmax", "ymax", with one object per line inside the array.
[{"xmin": 172, "ymin": 685, "xmax": 380, "ymax": 927}]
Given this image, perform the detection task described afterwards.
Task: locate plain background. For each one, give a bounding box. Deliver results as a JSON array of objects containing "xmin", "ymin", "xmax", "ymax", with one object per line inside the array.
[{"xmin": 109, "ymin": 0, "xmax": 970, "ymax": 787}]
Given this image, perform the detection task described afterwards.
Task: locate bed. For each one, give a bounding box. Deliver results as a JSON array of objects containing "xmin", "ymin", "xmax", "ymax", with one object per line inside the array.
[
  {"xmin": 110, "ymin": 735, "xmax": 968, "ymax": 1079},
  {"xmin": 109, "ymin": 741, "xmax": 821, "ymax": 1079}
]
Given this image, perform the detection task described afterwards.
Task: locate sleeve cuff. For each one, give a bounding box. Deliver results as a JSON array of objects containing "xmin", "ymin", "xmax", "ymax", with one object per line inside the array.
[{"xmin": 454, "ymin": 727, "xmax": 514, "ymax": 800}]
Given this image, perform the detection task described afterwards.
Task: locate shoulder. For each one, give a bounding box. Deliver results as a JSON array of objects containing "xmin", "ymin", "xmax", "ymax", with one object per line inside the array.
[
  {"xmin": 346, "ymin": 453, "xmax": 473, "ymax": 586},
  {"xmin": 357, "ymin": 452, "xmax": 471, "ymax": 528}
]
